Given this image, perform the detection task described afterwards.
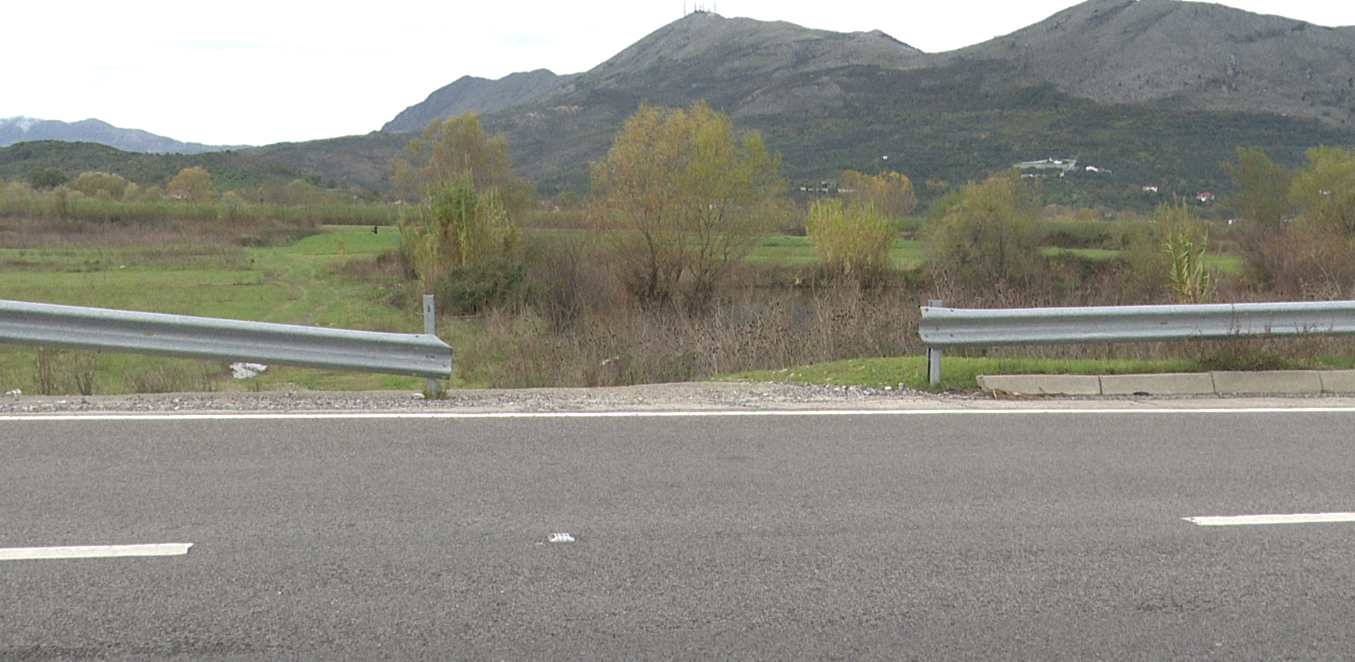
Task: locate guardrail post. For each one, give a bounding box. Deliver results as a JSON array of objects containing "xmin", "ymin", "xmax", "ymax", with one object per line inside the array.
[
  {"xmin": 424, "ymin": 294, "xmax": 441, "ymax": 397},
  {"xmin": 926, "ymin": 300, "xmax": 943, "ymax": 387}
]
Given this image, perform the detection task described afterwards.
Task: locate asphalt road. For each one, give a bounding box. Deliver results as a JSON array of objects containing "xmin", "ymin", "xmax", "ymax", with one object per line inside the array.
[{"xmin": 3, "ymin": 407, "xmax": 1355, "ymax": 660}]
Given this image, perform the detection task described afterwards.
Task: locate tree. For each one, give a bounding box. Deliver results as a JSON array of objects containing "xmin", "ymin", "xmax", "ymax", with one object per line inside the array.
[
  {"xmin": 26, "ymin": 167, "xmax": 67, "ymax": 190},
  {"xmin": 1223, "ymin": 147, "xmax": 1292, "ymax": 228},
  {"xmin": 389, "ymin": 111, "xmax": 533, "ymax": 219},
  {"xmin": 1290, "ymin": 146, "xmax": 1355, "ymax": 236},
  {"xmin": 399, "ymin": 173, "xmax": 520, "ymax": 292},
  {"xmin": 839, "ymin": 170, "xmax": 917, "ymax": 219},
  {"xmin": 389, "ymin": 112, "xmax": 530, "ymax": 296},
  {"xmin": 72, "ymin": 171, "xmax": 130, "ymax": 200},
  {"xmin": 588, "ymin": 101, "xmax": 784, "ymax": 310},
  {"xmin": 926, "ymin": 171, "xmax": 1045, "ymax": 297},
  {"xmin": 1235, "ymin": 147, "xmax": 1355, "ymax": 297},
  {"xmin": 167, "ymin": 166, "xmax": 216, "ymax": 203},
  {"xmin": 283, "ymin": 178, "xmax": 324, "ymax": 206},
  {"xmin": 806, "ymin": 198, "xmax": 895, "ymax": 283}
]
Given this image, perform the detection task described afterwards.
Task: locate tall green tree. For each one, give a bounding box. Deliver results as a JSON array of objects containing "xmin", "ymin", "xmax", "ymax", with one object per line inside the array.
[
  {"xmin": 589, "ymin": 100, "xmax": 784, "ymax": 311},
  {"xmin": 72, "ymin": 171, "xmax": 130, "ymax": 200},
  {"xmin": 390, "ymin": 111, "xmax": 531, "ymax": 293}
]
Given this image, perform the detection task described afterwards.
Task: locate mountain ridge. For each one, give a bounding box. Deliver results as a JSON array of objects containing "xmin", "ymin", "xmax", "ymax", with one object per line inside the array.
[
  {"xmin": 382, "ymin": 69, "xmax": 573, "ymax": 133},
  {"xmin": 0, "ymin": 116, "xmax": 247, "ymax": 154},
  {"xmin": 386, "ymin": 1, "xmax": 1355, "ymax": 134},
  {"xmin": 946, "ymin": 0, "xmax": 1355, "ymax": 124},
  {"xmin": 8, "ymin": 1, "xmax": 1355, "ymax": 209}
]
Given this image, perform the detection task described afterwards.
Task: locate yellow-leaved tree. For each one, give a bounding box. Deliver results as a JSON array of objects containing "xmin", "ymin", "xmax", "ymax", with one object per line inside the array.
[
  {"xmin": 926, "ymin": 171, "xmax": 1045, "ymax": 300},
  {"xmin": 388, "ymin": 112, "xmax": 529, "ymax": 291},
  {"xmin": 167, "ymin": 166, "xmax": 215, "ymax": 203},
  {"xmin": 839, "ymin": 170, "xmax": 917, "ymax": 219},
  {"xmin": 588, "ymin": 100, "xmax": 784, "ymax": 311},
  {"xmin": 390, "ymin": 111, "xmax": 533, "ymax": 219}
]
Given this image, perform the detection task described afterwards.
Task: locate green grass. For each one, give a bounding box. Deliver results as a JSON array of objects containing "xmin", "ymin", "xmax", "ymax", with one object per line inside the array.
[
  {"xmin": 1043, "ymin": 247, "xmax": 1244, "ymax": 275},
  {"xmin": 745, "ymin": 235, "xmax": 927, "ymax": 269},
  {"xmin": 0, "ymin": 222, "xmax": 1269, "ymax": 395},
  {"xmin": 0, "ymin": 225, "xmax": 429, "ymax": 395},
  {"xmin": 725, "ymin": 356, "xmax": 1200, "ymax": 391}
]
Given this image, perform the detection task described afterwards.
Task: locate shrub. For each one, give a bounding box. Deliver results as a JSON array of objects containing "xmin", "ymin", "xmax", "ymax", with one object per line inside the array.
[
  {"xmin": 805, "ymin": 198, "xmax": 895, "ymax": 284},
  {"xmin": 399, "ymin": 174, "xmax": 520, "ymax": 291},
  {"xmin": 433, "ymin": 257, "xmax": 528, "ymax": 315},
  {"xmin": 1156, "ymin": 202, "xmax": 1215, "ymax": 304},
  {"xmin": 926, "ymin": 172, "xmax": 1046, "ymax": 300}
]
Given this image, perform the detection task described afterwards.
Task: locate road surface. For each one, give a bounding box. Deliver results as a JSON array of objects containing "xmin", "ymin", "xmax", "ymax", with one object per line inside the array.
[{"xmin": 2, "ymin": 405, "xmax": 1354, "ymax": 659}]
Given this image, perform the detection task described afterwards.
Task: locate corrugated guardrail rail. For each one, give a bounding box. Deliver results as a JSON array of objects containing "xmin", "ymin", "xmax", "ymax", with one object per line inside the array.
[
  {"xmin": 0, "ymin": 298, "xmax": 452, "ymax": 380},
  {"xmin": 920, "ymin": 300, "xmax": 1355, "ymax": 385}
]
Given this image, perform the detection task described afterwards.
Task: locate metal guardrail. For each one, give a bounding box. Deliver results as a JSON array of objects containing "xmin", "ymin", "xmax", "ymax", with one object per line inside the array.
[
  {"xmin": 920, "ymin": 300, "xmax": 1355, "ymax": 385},
  {"xmin": 0, "ymin": 297, "xmax": 453, "ymax": 383}
]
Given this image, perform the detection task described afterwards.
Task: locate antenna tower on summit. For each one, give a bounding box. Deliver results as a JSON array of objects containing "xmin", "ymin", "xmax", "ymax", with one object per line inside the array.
[{"xmin": 685, "ymin": 1, "xmax": 716, "ymax": 15}]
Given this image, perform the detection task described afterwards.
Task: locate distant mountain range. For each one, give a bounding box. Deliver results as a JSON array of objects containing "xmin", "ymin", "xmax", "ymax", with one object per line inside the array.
[
  {"xmin": 0, "ymin": 116, "xmax": 246, "ymax": 154},
  {"xmin": 400, "ymin": 1, "xmax": 1355, "ymax": 200},
  {"xmin": 399, "ymin": 0, "xmax": 1355, "ymax": 130},
  {"xmin": 6, "ymin": 0, "xmax": 1355, "ymax": 208}
]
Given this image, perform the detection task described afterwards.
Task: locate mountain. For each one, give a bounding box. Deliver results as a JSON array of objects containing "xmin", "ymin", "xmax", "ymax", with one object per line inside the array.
[
  {"xmin": 13, "ymin": 2, "xmax": 1355, "ymax": 208},
  {"xmin": 562, "ymin": 12, "xmax": 925, "ymax": 108},
  {"xmin": 0, "ymin": 117, "xmax": 247, "ymax": 154},
  {"xmin": 441, "ymin": 2, "xmax": 1355, "ymax": 202},
  {"xmin": 382, "ymin": 69, "xmax": 574, "ymax": 133},
  {"xmin": 438, "ymin": 12, "xmax": 938, "ymax": 193},
  {"xmin": 946, "ymin": 0, "xmax": 1355, "ymax": 124}
]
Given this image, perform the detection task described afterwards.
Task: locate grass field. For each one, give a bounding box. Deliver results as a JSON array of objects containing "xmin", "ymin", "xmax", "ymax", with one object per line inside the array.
[
  {"xmin": 746, "ymin": 235, "xmax": 927, "ymax": 269},
  {"xmin": 1043, "ymin": 247, "xmax": 1244, "ymax": 274},
  {"xmin": 0, "ymin": 223, "xmax": 1268, "ymax": 395},
  {"xmin": 0, "ymin": 226, "xmax": 427, "ymax": 394}
]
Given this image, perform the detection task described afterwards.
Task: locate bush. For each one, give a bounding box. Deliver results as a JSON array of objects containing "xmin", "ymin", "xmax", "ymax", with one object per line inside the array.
[
  {"xmin": 433, "ymin": 257, "xmax": 528, "ymax": 315},
  {"xmin": 926, "ymin": 172, "xmax": 1046, "ymax": 301},
  {"xmin": 806, "ymin": 198, "xmax": 895, "ymax": 284}
]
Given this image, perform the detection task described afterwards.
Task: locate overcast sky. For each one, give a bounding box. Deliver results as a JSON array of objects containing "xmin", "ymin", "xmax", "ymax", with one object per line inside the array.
[{"xmin": 3, "ymin": 0, "xmax": 1353, "ymax": 147}]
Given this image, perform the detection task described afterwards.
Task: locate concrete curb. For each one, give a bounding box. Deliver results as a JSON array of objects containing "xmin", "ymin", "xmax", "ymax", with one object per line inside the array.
[{"xmin": 978, "ymin": 370, "xmax": 1355, "ymax": 396}]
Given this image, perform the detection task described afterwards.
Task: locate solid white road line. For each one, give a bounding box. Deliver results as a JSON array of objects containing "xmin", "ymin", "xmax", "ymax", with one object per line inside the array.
[
  {"xmin": 1184, "ymin": 513, "xmax": 1355, "ymax": 526},
  {"xmin": 2, "ymin": 407, "xmax": 1355, "ymax": 422},
  {"xmin": 0, "ymin": 543, "xmax": 193, "ymax": 561}
]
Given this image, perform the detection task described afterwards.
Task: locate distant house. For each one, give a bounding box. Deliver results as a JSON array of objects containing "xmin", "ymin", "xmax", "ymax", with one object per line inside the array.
[
  {"xmin": 1143, "ymin": 185, "xmax": 1159, "ymax": 193},
  {"xmin": 1015, "ymin": 158, "xmax": 1078, "ymax": 175}
]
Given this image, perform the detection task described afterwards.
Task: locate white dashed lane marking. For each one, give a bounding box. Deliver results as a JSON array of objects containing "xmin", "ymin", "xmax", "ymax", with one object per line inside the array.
[
  {"xmin": 0, "ymin": 543, "xmax": 193, "ymax": 561},
  {"xmin": 1184, "ymin": 513, "xmax": 1355, "ymax": 526}
]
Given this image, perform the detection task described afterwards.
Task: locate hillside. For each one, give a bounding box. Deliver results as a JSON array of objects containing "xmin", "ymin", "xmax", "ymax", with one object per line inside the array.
[{"xmin": 0, "ymin": 141, "xmax": 300, "ymax": 192}]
